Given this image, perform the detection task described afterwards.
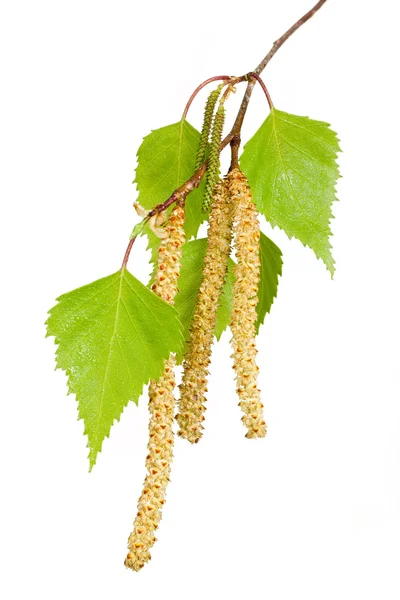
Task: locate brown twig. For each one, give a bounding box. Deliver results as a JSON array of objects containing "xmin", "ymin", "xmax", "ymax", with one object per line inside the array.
[
  {"xmin": 229, "ymin": 73, "xmax": 273, "ymax": 170},
  {"xmin": 230, "ymin": 0, "xmax": 328, "ymax": 140},
  {"xmin": 254, "ymin": 0, "xmax": 328, "ymax": 75},
  {"xmin": 147, "ymin": 162, "xmax": 207, "ymax": 219},
  {"xmin": 145, "ymin": 129, "xmax": 236, "ymax": 220}
]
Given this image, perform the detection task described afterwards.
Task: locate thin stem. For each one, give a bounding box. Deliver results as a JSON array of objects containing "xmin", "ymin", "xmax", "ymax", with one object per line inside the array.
[
  {"xmin": 230, "ymin": 0, "xmax": 328, "ymax": 139},
  {"xmin": 182, "ymin": 75, "xmax": 232, "ymax": 121},
  {"xmin": 121, "ymin": 237, "xmax": 136, "ymax": 270},
  {"xmin": 248, "ymin": 72, "xmax": 274, "ymax": 110},
  {"xmin": 254, "ymin": 0, "xmax": 328, "ymax": 75},
  {"xmin": 229, "ymin": 135, "xmax": 240, "ymax": 171}
]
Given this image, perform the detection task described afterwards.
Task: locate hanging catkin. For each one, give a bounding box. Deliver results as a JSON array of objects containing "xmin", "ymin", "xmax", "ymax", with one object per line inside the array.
[
  {"xmin": 195, "ymin": 86, "xmax": 222, "ymax": 169},
  {"xmin": 176, "ymin": 178, "xmax": 233, "ymax": 442},
  {"xmin": 125, "ymin": 204, "xmax": 185, "ymax": 572},
  {"xmin": 228, "ymin": 169, "xmax": 267, "ymax": 439}
]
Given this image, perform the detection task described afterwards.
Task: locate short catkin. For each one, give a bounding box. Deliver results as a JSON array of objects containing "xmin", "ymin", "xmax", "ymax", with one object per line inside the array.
[
  {"xmin": 202, "ymin": 103, "xmax": 225, "ymax": 213},
  {"xmin": 125, "ymin": 204, "xmax": 185, "ymax": 572},
  {"xmin": 195, "ymin": 87, "xmax": 222, "ymax": 169},
  {"xmin": 227, "ymin": 168, "xmax": 267, "ymax": 439},
  {"xmin": 176, "ymin": 178, "xmax": 233, "ymax": 442}
]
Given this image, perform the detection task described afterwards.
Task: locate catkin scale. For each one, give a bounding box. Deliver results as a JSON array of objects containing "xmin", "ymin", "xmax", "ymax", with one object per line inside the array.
[
  {"xmin": 176, "ymin": 179, "xmax": 233, "ymax": 442},
  {"xmin": 227, "ymin": 169, "xmax": 267, "ymax": 439},
  {"xmin": 125, "ymin": 204, "xmax": 185, "ymax": 572}
]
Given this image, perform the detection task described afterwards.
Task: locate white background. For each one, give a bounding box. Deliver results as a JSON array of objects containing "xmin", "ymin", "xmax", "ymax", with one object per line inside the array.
[{"xmin": 1, "ymin": 0, "xmax": 399, "ymax": 598}]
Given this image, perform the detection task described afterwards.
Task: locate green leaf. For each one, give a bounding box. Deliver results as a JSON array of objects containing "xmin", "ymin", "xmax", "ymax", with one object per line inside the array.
[
  {"xmin": 256, "ymin": 231, "xmax": 283, "ymax": 331},
  {"xmin": 46, "ymin": 269, "xmax": 183, "ymax": 470},
  {"xmin": 135, "ymin": 120, "xmax": 206, "ymax": 241},
  {"xmin": 240, "ymin": 108, "xmax": 340, "ymax": 276},
  {"xmin": 174, "ymin": 239, "xmax": 234, "ymax": 362}
]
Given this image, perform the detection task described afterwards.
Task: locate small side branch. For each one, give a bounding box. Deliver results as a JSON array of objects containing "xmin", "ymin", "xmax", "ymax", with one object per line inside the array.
[
  {"xmin": 254, "ymin": 0, "xmax": 329, "ymax": 75},
  {"xmin": 248, "ymin": 72, "xmax": 274, "ymax": 110},
  {"xmin": 148, "ymin": 162, "xmax": 207, "ymax": 218},
  {"xmin": 230, "ymin": 0, "xmax": 328, "ymax": 141}
]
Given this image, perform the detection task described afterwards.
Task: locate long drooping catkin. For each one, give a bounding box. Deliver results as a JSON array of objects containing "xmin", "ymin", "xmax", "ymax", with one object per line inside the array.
[
  {"xmin": 176, "ymin": 179, "xmax": 233, "ymax": 443},
  {"xmin": 125, "ymin": 204, "xmax": 185, "ymax": 572},
  {"xmin": 228, "ymin": 169, "xmax": 267, "ymax": 439}
]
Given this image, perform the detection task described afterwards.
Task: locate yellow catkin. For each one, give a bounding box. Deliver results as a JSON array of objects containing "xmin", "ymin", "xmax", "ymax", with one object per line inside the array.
[
  {"xmin": 176, "ymin": 179, "xmax": 233, "ymax": 442},
  {"xmin": 125, "ymin": 204, "xmax": 185, "ymax": 572},
  {"xmin": 228, "ymin": 169, "xmax": 267, "ymax": 439}
]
